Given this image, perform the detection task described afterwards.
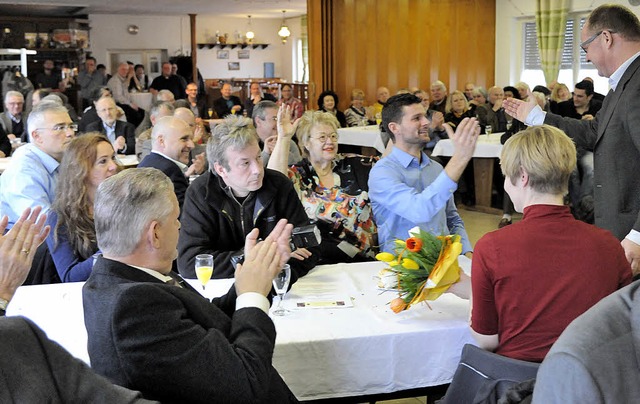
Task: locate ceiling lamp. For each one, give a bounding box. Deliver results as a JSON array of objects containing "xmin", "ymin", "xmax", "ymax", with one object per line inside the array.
[
  {"xmin": 245, "ymin": 15, "xmax": 255, "ymax": 43},
  {"xmin": 278, "ymin": 10, "xmax": 290, "ymax": 44}
]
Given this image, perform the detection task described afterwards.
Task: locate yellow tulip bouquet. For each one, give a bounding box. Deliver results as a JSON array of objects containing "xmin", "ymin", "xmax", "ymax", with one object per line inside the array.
[{"xmin": 376, "ymin": 228, "xmax": 462, "ymax": 313}]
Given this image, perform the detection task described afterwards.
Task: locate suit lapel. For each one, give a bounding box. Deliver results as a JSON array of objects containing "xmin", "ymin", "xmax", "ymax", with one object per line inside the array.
[{"xmin": 597, "ymin": 56, "xmax": 640, "ymax": 143}]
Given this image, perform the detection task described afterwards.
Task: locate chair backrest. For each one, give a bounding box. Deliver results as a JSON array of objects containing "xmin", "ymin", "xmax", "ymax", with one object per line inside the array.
[{"xmin": 441, "ymin": 344, "xmax": 540, "ymax": 404}]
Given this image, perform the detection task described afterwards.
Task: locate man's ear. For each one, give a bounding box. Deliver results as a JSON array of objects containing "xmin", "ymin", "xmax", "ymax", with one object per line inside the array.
[
  {"xmin": 30, "ymin": 130, "xmax": 40, "ymax": 145},
  {"xmin": 147, "ymin": 220, "xmax": 161, "ymax": 249},
  {"xmin": 213, "ymin": 161, "xmax": 226, "ymax": 177},
  {"xmin": 387, "ymin": 121, "xmax": 399, "ymax": 138},
  {"xmin": 520, "ymin": 168, "xmax": 530, "ymax": 187}
]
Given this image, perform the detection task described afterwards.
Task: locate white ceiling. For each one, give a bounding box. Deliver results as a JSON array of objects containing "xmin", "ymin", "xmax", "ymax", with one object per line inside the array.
[{"xmin": 0, "ymin": 0, "xmax": 307, "ymax": 18}]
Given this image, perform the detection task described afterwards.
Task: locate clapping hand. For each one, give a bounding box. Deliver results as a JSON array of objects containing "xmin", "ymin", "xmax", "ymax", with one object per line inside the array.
[{"xmin": 0, "ymin": 207, "xmax": 50, "ymax": 302}]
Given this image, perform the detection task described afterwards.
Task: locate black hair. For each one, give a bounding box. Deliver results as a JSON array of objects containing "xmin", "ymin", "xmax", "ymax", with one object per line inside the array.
[
  {"xmin": 382, "ymin": 93, "xmax": 422, "ymax": 142},
  {"xmin": 317, "ymin": 90, "xmax": 339, "ymax": 111}
]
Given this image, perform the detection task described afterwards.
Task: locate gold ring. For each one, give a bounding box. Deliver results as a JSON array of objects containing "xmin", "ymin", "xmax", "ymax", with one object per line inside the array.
[{"xmin": 21, "ymin": 249, "xmax": 29, "ymax": 255}]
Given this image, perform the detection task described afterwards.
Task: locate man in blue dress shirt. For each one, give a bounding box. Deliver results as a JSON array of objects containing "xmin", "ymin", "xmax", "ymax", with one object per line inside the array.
[
  {"xmin": 0, "ymin": 102, "xmax": 75, "ymax": 230},
  {"xmin": 368, "ymin": 93, "xmax": 479, "ymax": 254}
]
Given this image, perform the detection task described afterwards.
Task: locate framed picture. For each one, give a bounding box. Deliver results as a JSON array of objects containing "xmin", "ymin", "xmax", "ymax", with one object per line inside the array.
[
  {"xmin": 228, "ymin": 62, "xmax": 240, "ymax": 71},
  {"xmin": 237, "ymin": 50, "xmax": 250, "ymax": 59},
  {"xmin": 217, "ymin": 50, "xmax": 229, "ymax": 59}
]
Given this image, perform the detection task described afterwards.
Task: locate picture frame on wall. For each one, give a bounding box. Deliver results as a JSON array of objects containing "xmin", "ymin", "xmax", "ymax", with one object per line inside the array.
[
  {"xmin": 228, "ymin": 62, "xmax": 240, "ymax": 71},
  {"xmin": 217, "ymin": 50, "xmax": 229, "ymax": 59},
  {"xmin": 238, "ymin": 50, "xmax": 250, "ymax": 59}
]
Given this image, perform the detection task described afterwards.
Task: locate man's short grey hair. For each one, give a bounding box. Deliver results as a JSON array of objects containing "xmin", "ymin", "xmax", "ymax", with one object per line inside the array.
[
  {"xmin": 431, "ymin": 80, "xmax": 447, "ymax": 91},
  {"xmin": 472, "ymin": 87, "xmax": 488, "ymax": 99},
  {"xmin": 252, "ymin": 100, "xmax": 277, "ymax": 125},
  {"xmin": 95, "ymin": 168, "xmax": 175, "ymax": 256},
  {"xmin": 157, "ymin": 90, "xmax": 175, "ymax": 102},
  {"xmin": 4, "ymin": 90, "xmax": 23, "ymax": 104},
  {"xmin": 207, "ymin": 115, "xmax": 258, "ymax": 170},
  {"xmin": 27, "ymin": 102, "xmax": 69, "ymax": 142},
  {"xmin": 149, "ymin": 101, "xmax": 175, "ymax": 120}
]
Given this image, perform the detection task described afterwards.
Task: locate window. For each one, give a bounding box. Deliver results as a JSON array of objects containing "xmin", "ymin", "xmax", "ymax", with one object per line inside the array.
[{"xmin": 521, "ymin": 16, "xmax": 608, "ymax": 95}]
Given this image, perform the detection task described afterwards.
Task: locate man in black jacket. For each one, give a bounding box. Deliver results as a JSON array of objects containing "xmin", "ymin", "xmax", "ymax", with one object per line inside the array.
[{"xmin": 178, "ymin": 115, "xmax": 318, "ymax": 280}]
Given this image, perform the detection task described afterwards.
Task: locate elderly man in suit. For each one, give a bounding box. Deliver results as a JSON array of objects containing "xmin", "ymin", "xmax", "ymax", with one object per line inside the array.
[
  {"xmin": 82, "ymin": 168, "xmax": 298, "ymax": 403},
  {"xmin": 137, "ymin": 115, "xmax": 205, "ymax": 209},
  {"xmin": 1, "ymin": 91, "xmax": 28, "ymax": 146},
  {"xmin": 86, "ymin": 96, "xmax": 136, "ymax": 155},
  {"xmin": 504, "ymin": 4, "xmax": 640, "ymax": 276}
]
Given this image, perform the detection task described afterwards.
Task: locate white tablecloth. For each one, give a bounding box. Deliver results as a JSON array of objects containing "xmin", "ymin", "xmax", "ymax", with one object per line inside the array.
[
  {"xmin": 337, "ymin": 125, "xmax": 387, "ymax": 154},
  {"xmin": 7, "ymin": 260, "xmax": 474, "ymax": 401},
  {"xmin": 432, "ymin": 133, "xmax": 504, "ymax": 158},
  {"xmin": 129, "ymin": 92, "xmax": 153, "ymax": 111}
]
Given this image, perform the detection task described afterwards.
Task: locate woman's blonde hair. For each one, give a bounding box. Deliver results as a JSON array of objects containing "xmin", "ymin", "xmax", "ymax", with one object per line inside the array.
[
  {"xmin": 550, "ymin": 83, "xmax": 570, "ymax": 102},
  {"xmin": 53, "ymin": 133, "xmax": 120, "ymax": 259},
  {"xmin": 500, "ymin": 125, "xmax": 576, "ymax": 195},
  {"xmin": 295, "ymin": 110, "xmax": 340, "ymax": 158},
  {"xmin": 445, "ymin": 90, "xmax": 469, "ymax": 114},
  {"xmin": 351, "ymin": 88, "xmax": 365, "ymax": 101}
]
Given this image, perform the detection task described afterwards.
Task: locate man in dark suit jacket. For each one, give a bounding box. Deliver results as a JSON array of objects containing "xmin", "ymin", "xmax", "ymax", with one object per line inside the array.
[
  {"xmin": 85, "ymin": 96, "xmax": 136, "ymax": 155},
  {"xmin": 0, "ymin": 317, "xmax": 155, "ymax": 403},
  {"xmin": 504, "ymin": 4, "xmax": 640, "ymax": 276},
  {"xmin": 83, "ymin": 168, "xmax": 298, "ymax": 403},
  {"xmin": 213, "ymin": 82, "xmax": 243, "ymax": 118},
  {"xmin": 137, "ymin": 116, "xmax": 205, "ymax": 209}
]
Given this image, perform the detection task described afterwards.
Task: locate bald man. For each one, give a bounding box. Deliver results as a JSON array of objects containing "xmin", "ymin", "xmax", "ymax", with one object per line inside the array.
[
  {"xmin": 372, "ymin": 86, "xmax": 390, "ymax": 118},
  {"xmin": 138, "ymin": 116, "xmax": 204, "ymax": 209}
]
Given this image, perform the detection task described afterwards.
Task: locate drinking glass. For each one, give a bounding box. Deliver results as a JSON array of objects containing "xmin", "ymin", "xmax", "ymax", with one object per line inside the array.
[
  {"xmin": 375, "ymin": 112, "xmax": 382, "ymax": 126},
  {"xmin": 195, "ymin": 254, "xmax": 214, "ymax": 290},
  {"xmin": 272, "ymin": 264, "xmax": 291, "ymax": 316},
  {"xmin": 485, "ymin": 125, "xmax": 492, "ymax": 135},
  {"xmin": 207, "ymin": 108, "xmax": 213, "ymax": 118}
]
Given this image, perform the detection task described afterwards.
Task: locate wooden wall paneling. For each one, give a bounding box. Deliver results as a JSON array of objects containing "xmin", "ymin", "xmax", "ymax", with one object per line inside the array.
[
  {"xmin": 307, "ymin": 0, "xmax": 324, "ymax": 110},
  {"xmin": 308, "ymin": 0, "xmax": 495, "ymax": 114}
]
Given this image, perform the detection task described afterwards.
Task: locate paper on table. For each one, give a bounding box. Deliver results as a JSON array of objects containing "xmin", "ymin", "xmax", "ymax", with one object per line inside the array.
[{"xmin": 283, "ymin": 279, "xmax": 354, "ymax": 309}]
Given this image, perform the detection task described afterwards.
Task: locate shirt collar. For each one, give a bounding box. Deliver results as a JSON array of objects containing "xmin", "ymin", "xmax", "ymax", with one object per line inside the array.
[
  {"xmin": 7, "ymin": 112, "xmax": 21, "ymax": 122},
  {"xmin": 153, "ymin": 151, "xmax": 188, "ymax": 172},
  {"xmin": 609, "ymin": 50, "xmax": 640, "ymax": 90},
  {"xmin": 27, "ymin": 144, "xmax": 60, "ymax": 174},
  {"xmin": 390, "ymin": 146, "xmax": 430, "ymax": 169},
  {"xmin": 129, "ymin": 264, "xmax": 174, "ymax": 283},
  {"xmin": 102, "ymin": 121, "xmax": 116, "ymax": 131}
]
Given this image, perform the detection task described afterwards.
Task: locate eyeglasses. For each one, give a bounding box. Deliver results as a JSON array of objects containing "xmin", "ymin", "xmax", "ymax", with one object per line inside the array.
[
  {"xmin": 580, "ymin": 30, "xmax": 610, "ymax": 52},
  {"xmin": 312, "ymin": 133, "xmax": 339, "ymax": 143},
  {"xmin": 36, "ymin": 123, "xmax": 78, "ymax": 133}
]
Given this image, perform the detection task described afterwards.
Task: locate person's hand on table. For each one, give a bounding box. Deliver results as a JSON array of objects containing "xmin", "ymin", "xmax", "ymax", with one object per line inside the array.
[
  {"xmin": 622, "ymin": 238, "xmax": 640, "ymax": 276},
  {"xmin": 7, "ymin": 134, "xmax": 16, "ymax": 141},
  {"xmin": 447, "ymin": 271, "xmax": 471, "ymax": 300},
  {"xmin": 503, "ymin": 90, "xmax": 537, "ymax": 122},
  {"xmin": 0, "ymin": 207, "xmax": 50, "ymax": 303},
  {"xmin": 581, "ymin": 114, "xmax": 595, "ymax": 121},
  {"xmin": 113, "ymin": 136, "xmax": 126, "ymax": 152},
  {"xmin": 291, "ymin": 248, "xmax": 312, "ymax": 261},
  {"xmin": 231, "ymin": 105, "xmax": 242, "ymax": 114}
]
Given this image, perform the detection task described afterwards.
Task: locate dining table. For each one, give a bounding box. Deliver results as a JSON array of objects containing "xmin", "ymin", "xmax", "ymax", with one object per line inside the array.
[
  {"xmin": 337, "ymin": 125, "xmax": 388, "ymax": 154},
  {"xmin": 6, "ymin": 259, "xmax": 474, "ymax": 402},
  {"xmin": 432, "ymin": 133, "xmax": 504, "ymax": 214}
]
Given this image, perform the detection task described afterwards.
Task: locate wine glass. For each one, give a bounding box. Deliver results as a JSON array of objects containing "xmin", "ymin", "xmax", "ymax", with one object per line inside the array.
[
  {"xmin": 485, "ymin": 124, "xmax": 492, "ymax": 135},
  {"xmin": 207, "ymin": 108, "xmax": 213, "ymax": 118},
  {"xmin": 272, "ymin": 264, "xmax": 291, "ymax": 316},
  {"xmin": 195, "ymin": 254, "xmax": 214, "ymax": 290}
]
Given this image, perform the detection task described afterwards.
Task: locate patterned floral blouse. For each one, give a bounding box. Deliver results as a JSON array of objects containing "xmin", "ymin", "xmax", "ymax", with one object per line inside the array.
[{"xmin": 287, "ymin": 154, "xmax": 379, "ymax": 261}]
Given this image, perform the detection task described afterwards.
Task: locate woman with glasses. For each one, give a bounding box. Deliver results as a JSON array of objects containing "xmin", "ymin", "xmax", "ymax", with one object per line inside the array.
[
  {"xmin": 268, "ymin": 108, "xmax": 378, "ymax": 264},
  {"xmin": 46, "ymin": 133, "xmax": 120, "ymax": 281},
  {"xmin": 344, "ymin": 89, "xmax": 375, "ymax": 127}
]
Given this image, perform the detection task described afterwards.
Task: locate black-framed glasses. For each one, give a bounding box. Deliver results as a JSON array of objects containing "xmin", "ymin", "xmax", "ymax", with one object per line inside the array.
[
  {"xmin": 580, "ymin": 31, "xmax": 604, "ymax": 52},
  {"xmin": 36, "ymin": 123, "xmax": 78, "ymax": 133}
]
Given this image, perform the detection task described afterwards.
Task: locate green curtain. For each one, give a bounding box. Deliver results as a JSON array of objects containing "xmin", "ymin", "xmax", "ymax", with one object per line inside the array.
[{"xmin": 536, "ymin": 0, "xmax": 570, "ymax": 84}]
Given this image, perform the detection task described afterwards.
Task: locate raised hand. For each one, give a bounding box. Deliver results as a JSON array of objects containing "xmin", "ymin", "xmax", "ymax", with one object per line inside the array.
[{"xmin": 503, "ymin": 90, "xmax": 537, "ymax": 122}]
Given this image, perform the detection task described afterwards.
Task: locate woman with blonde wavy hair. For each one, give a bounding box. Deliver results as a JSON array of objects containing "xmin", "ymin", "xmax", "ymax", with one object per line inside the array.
[{"xmin": 46, "ymin": 133, "xmax": 120, "ymax": 281}]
